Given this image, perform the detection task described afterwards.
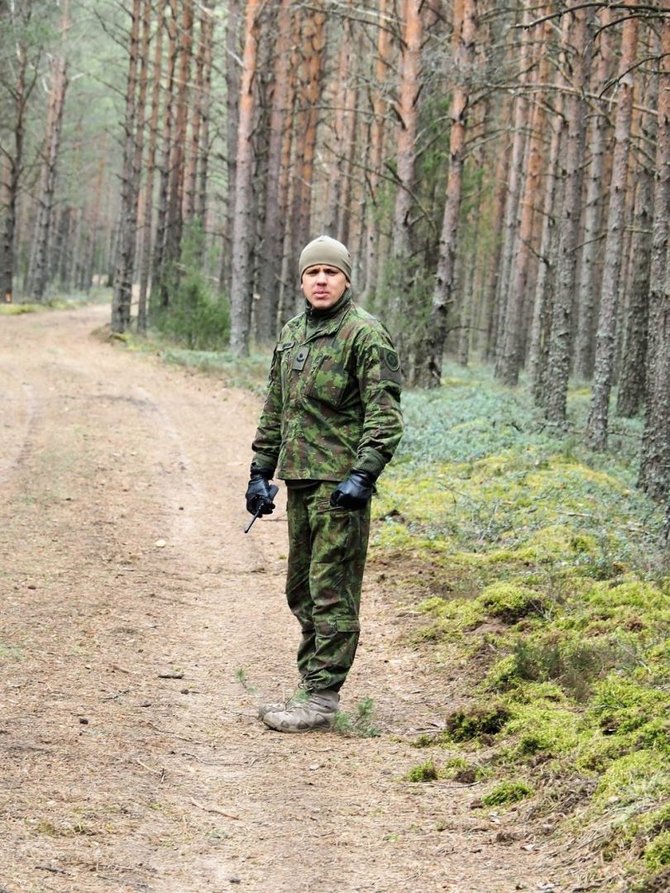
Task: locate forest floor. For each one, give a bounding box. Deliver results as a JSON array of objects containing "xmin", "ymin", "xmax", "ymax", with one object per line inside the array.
[{"xmin": 0, "ymin": 303, "xmax": 583, "ymax": 893}]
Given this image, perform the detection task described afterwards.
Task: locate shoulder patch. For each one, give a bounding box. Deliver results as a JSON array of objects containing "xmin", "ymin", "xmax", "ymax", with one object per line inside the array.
[
  {"xmin": 383, "ymin": 348, "xmax": 401, "ymax": 373},
  {"xmin": 380, "ymin": 347, "xmax": 402, "ymax": 385}
]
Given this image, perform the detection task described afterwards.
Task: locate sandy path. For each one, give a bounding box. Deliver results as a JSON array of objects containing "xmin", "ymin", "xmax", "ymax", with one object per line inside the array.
[{"xmin": 0, "ymin": 304, "xmax": 573, "ymax": 893}]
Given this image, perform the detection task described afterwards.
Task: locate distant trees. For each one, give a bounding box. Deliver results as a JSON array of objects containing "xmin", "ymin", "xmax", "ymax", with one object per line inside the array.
[{"xmin": 1, "ymin": 0, "xmax": 670, "ymax": 506}]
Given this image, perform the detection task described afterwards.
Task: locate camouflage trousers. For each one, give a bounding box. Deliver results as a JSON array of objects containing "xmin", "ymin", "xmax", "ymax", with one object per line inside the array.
[{"xmin": 285, "ymin": 482, "xmax": 371, "ymax": 694}]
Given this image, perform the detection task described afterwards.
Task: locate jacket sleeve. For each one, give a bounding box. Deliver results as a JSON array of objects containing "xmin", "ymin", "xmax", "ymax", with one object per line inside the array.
[
  {"xmin": 351, "ymin": 325, "xmax": 403, "ymax": 478},
  {"xmin": 250, "ymin": 347, "xmax": 283, "ymax": 475}
]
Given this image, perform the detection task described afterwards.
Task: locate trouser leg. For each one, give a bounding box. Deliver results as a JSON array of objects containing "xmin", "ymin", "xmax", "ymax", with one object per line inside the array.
[
  {"xmin": 285, "ymin": 485, "xmax": 316, "ymax": 680},
  {"xmin": 285, "ymin": 483, "xmax": 371, "ymax": 694}
]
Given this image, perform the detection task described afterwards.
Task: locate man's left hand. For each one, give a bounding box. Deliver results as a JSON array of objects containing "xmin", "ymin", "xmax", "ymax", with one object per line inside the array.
[{"xmin": 330, "ymin": 470, "xmax": 375, "ymax": 509}]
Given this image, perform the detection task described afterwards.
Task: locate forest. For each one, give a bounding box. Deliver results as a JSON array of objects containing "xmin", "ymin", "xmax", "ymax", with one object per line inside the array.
[
  {"xmin": 1, "ymin": 0, "xmax": 669, "ymax": 503},
  {"xmin": 3, "ymin": 3, "xmax": 670, "ymax": 888}
]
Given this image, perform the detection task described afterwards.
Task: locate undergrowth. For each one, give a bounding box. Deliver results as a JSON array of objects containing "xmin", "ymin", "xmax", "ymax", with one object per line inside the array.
[{"xmin": 373, "ymin": 362, "xmax": 669, "ymax": 891}]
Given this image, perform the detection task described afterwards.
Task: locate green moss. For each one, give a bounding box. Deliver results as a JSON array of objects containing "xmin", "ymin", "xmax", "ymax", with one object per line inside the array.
[
  {"xmin": 587, "ymin": 678, "xmax": 670, "ymax": 737},
  {"xmin": 594, "ymin": 751, "xmax": 670, "ymax": 810},
  {"xmin": 505, "ymin": 702, "xmax": 581, "ymax": 757},
  {"xmin": 417, "ymin": 595, "xmax": 485, "ymax": 634},
  {"xmin": 480, "ymin": 780, "xmax": 533, "ymax": 807},
  {"xmin": 0, "ymin": 303, "xmax": 41, "ymax": 315},
  {"xmin": 645, "ymin": 832, "xmax": 670, "ymax": 871},
  {"xmin": 368, "ymin": 369, "xmax": 668, "ymax": 884},
  {"xmin": 476, "ymin": 581, "xmax": 547, "ymax": 623},
  {"xmin": 444, "ymin": 702, "xmax": 510, "ymax": 743}
]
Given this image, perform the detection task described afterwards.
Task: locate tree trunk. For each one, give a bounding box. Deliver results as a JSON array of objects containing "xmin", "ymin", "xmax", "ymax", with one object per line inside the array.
[
  {"xmin": 499, "ymin": 9, "xmax": 553, "ymax": 386},
  {"xmin": 27, "ymin": 0, "xmax": 70, "ymax": 302},
  {"xmin": 418, "ymin": 0, "xmax": 476, "ymax": 387},
  {"xmin": 287, "ymin": 0, "xmax": 327, "ymax": 305},
  {"xmin": 184, "ymin": 0, "xmax": 213, "ymax": 231},
  {"xmin": 573, "ymin": 8, "xmax": 613, "ymax": 381},
  {"xmin": 360, "ymin": 0, "xmax": 390, "ymax": 304},
  {"xmin": 195, "ymin": 1, "xmax": 215, "ymax": 228},
  {"xmin": 617, "ymin": 48, "xmax": 657, "ymax": 418},
  {"xmin": 388, "ymin": 0, "xmax": 422, "ymax": 372},
  {"xmin": 112, "ymin": 0, "xmax": 149, "ymax": 333},
  {"xmin": 138, "ymin": 0, "xmax": 167, "ymax": 334},
  {"xmin": 255, "ymin": 0, "xmax": 294, "ymax": 341},
  {"xmin": 163, "ymin": 0, "xmax": 193, "ymax": 278},
  {"xmin": 494, "ymin": 3, "xmax": 532, "ymax": 385},
  {"xmin": 229, "ymin": 0, "xmax": 261, "ymax": 356},
  {"xmin": 638, "ymin": 16, "xmax": 670, "ymax": 501},
  {"xmin": 528, "ymin": 90, "xmax": 563, "ymax": 405},
  {"xmin": 586, "ymin": 11, "xmax": 638, "ymax": 450},
  {"xmin": 544, "ymin": 8, "xmax": 590, "ymax": 425},
  {"xmin": 151, "ymin": 0, "xmax": 179, "ymax": 308},
  {"xmin": 0, "ymin": 33, "xmax": 35, "ymax": 303},
  {"xmin": 220, "ymin": 0, "xmax": 241, "ymax": 295}
]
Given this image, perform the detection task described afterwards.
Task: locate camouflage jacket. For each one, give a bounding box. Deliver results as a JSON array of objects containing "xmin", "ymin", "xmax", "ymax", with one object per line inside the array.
[{"xmin": 251, "ymin": 293, "xmax": 403, "ymax": 482}]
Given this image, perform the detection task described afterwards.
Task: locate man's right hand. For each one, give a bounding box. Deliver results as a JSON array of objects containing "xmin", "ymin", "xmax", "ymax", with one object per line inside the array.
[{"xmin": 245, "ymin": 472, "xmax": 277, "ymax": 516}]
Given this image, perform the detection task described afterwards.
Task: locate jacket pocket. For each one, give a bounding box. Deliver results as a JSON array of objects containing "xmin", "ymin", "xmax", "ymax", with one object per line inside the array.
[{"xmin": 304, "ymin": 354, "xmax": 349, "ymax": 408}]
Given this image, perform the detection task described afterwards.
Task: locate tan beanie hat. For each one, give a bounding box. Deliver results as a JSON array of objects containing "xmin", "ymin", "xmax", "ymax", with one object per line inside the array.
[{"xmin": 299, "ymin": 235, "xmax": 352, "ymax": 281}]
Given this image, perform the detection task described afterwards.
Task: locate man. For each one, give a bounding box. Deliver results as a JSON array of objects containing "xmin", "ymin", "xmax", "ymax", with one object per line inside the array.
[{"xmin": 245, "ymin": 235, "xmax": 403, "ymax": 733}]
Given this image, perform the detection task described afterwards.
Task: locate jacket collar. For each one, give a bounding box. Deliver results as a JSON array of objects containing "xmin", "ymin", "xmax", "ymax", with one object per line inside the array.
[
  {"xmin": 304, "ymin": 289, "xmax": 351, "ymax": 324},
  {"xmin": 305, "ymin": 289, "xmax": 352, "ymax": 339}
]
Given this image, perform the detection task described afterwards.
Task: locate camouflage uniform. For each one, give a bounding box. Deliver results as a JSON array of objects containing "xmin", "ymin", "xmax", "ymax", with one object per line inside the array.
[{"xmin": 251, "ymin": 292, "xmax": 402, "ymax": 693}]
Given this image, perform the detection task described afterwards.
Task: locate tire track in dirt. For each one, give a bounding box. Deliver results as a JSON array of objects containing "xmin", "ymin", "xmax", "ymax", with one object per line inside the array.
[{"xmin": 0, "ymin": 364, "xmax": 39, "ymax": 485}]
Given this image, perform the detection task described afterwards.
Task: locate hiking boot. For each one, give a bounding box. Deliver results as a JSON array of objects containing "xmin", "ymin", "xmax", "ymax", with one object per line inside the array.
[
  {"xmin": 261, "ymin": 689, "xmax": 339, "ymax": 733},
  {"xmin": 257, "ymin": 686, "xmax": 309, "ymax": 721}
]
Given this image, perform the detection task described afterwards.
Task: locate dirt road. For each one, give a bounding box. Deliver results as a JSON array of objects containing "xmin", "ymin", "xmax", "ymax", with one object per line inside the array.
[{"xmin": 0, "ymin": 304, "xmax": 573, "ymax": 892}]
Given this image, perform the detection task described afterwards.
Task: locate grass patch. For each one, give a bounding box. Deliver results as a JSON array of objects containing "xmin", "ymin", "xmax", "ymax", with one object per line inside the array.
[
  {"xmin": 125, "ymin": 334, "xmax": 271, "ymax": 394},
  {"xmin": 371, "ymin": 362, "xmax": 668, "ymax": 887},
  {"xmin": 333, "ymin": 697, "xmax": 381, "ymax": 738},
  {"xmin": 405, "ymin": 759, "xmax": 440, "ymax": 782}
]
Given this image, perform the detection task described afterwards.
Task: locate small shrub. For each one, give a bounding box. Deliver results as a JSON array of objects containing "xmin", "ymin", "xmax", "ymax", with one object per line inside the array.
[{"xmin": 151, "ymin": 222, "xmax": 230, "ymax": 350}]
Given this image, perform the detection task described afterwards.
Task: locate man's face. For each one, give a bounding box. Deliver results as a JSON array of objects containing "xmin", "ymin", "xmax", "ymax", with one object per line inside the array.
[{"xmin": 301, "ymin": 265, "xmax": 349, "ymax": 310}]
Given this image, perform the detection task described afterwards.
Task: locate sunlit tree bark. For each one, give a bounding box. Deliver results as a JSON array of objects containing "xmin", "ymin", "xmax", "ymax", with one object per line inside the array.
[
  {"xmin": 360, "ymin": 0, "xmax": 391, "ymax": 303},
  {"xmin": 256, "ymin": 0, "xmax": 295, "ymax": 340},
  {"xmin": 286, "ymin": 0, "xmax": 327, "ymax": 303},
  {"xmin": 229, "ymin": 0, "xmax": 261, "ymax": 356}
]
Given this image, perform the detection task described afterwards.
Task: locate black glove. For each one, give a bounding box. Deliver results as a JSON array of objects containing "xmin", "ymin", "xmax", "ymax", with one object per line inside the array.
[
  {"xmin": 330, "ymin": 470, "xmax": 376, "ymax": 509},
  {"xmin": 245, "ymin": 471, "xmax": 277, "ymax": 516}
]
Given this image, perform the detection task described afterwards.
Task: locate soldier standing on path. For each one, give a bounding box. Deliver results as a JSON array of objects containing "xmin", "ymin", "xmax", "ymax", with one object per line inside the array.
[{"xmin": 245, "ymin": 235, "xmax": 404, "ymax": 733}]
